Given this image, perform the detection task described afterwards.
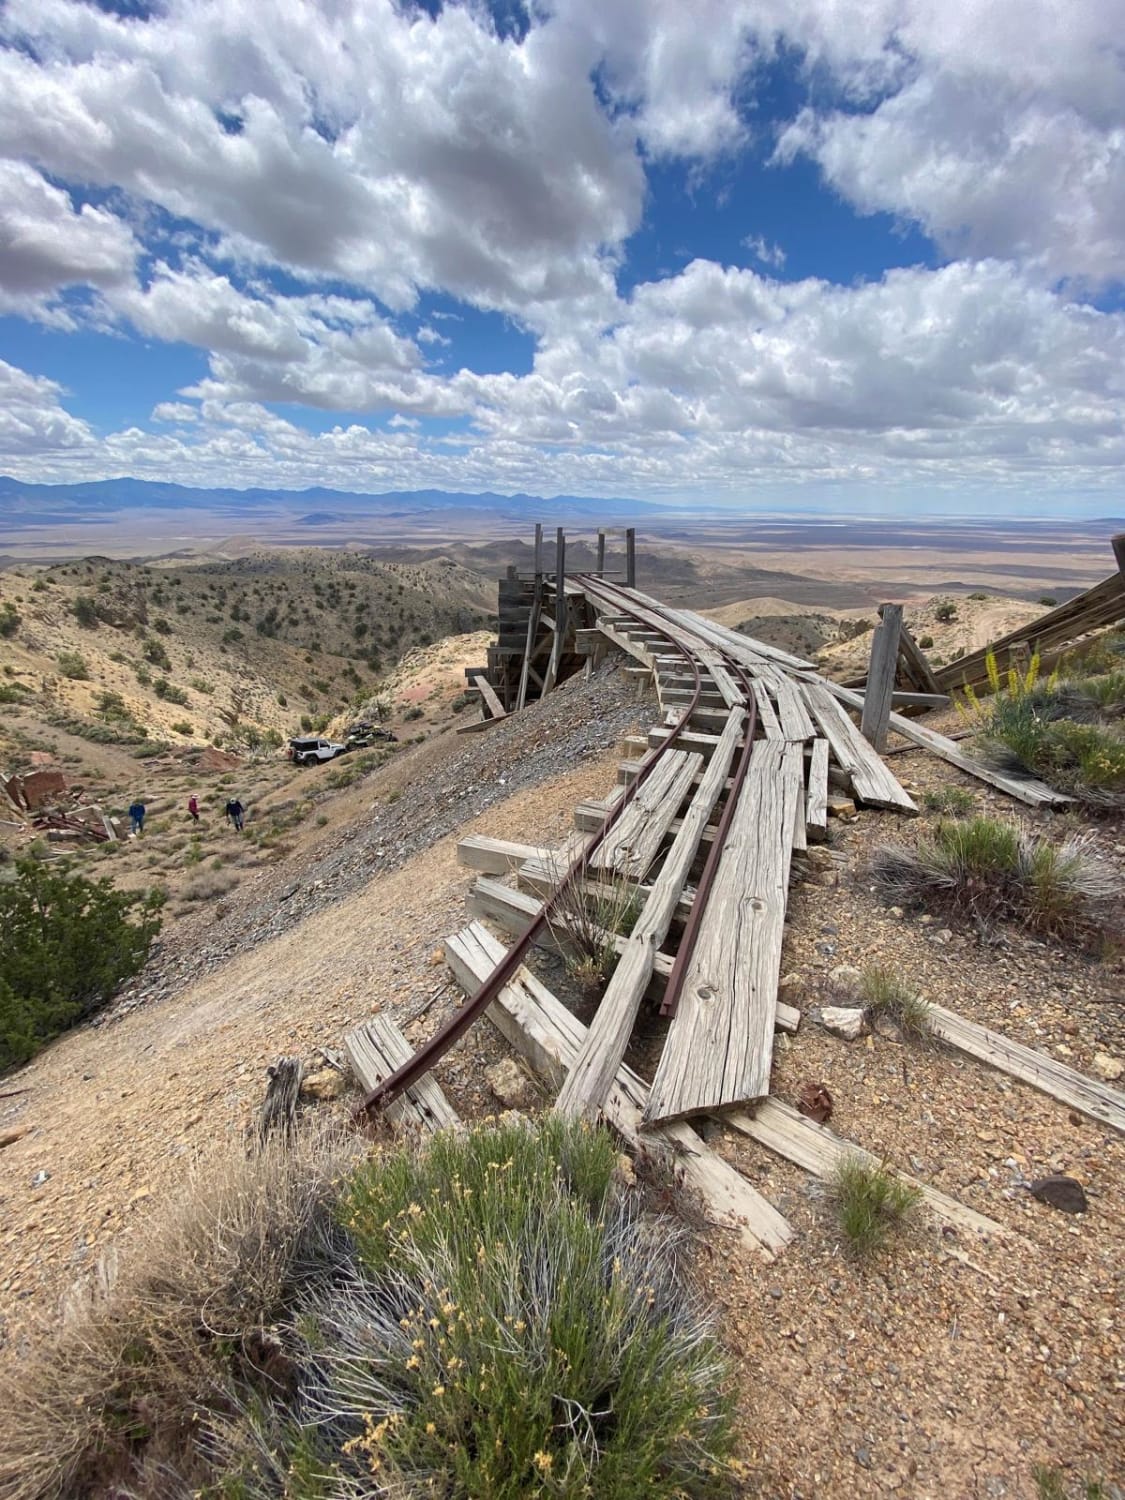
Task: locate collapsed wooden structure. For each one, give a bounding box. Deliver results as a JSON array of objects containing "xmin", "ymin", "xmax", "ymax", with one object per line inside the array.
[{"xmin": 362, "ymin": 527, "xmax": 1125, "ymax": 1259}]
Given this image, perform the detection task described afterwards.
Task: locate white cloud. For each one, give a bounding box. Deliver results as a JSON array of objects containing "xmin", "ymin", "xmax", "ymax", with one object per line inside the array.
[
  {"xmin": 743, "ymin": 234, "xmax": 786, "ymax": 269},
  {"xmin": 0, "ymin": 359, "xmax": 94, "ymax": 454},
  {"xmin": 771, "ymin": 0, "xmax": 1125, "ymax": 288},
  {"xmin": 0, "ymin": 158, "xmax": 137, "ymax": 321},
  {"xmin": 0, "ymin": 0, "xmax": 641, "ymax": 321}
]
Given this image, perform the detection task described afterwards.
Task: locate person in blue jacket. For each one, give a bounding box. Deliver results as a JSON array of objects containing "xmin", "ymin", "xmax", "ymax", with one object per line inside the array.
[{"xmin": 128, "ymin": 799, "xmax": 145, "ymax": 836}]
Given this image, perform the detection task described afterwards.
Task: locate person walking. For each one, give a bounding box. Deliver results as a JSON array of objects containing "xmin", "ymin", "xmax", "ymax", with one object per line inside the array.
[
  {"xmin": 224, "ymin": 797, "xmax": 245, "ymax": 832},
  {"xmin": 187, "ymin": 794, "xmax": 200, "ymax": 823},
  {"xmin": 128, "ymin": 798, "xmax": 146, "ymax": 836}
]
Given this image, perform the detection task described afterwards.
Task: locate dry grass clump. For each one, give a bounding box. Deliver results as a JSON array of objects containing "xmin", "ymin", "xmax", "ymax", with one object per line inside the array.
[
  {"xmin": 919, "ymin": 786, "xmax": 974, "ymax": 817},
  {"xmin": 0, "ymin": 1125, "xmax": 362, "ymax": 1500},
  {"xmin": 858, "ymin": 965, "xmax": 933, "ymax": 1043},
  {"xmin": 546, "ymin": 864, "xmax": 644, "ymax": 990},
  {"xmin": 180, "ymin": 869, "xmax": 239, "ymax": 902},
  {"xmin": 870, "ymin": 816, "xmax": 1120, "ymax": 942},
  {"xmin": 830, "ymin": 1156, "xmax": 921, "ymax": 1259}
]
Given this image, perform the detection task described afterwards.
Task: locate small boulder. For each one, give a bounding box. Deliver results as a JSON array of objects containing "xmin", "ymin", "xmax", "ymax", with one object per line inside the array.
[
  {"xmin": 1091, "ymin": 1052, "xmax": 1123, "ymax": 1083},
  {"xmin": 816, "ymin": 1005, "xmax": 866, "ymax": 1041},
  {"xmin": 1028, "ymin": 1174, "xmax": 1088, "ymax": 1214},
  {"xmin": 485, "ymin": 1058, "xmax": 538, "ymax": 1111},
  {"xmin": 828, "ymin": 964, "xmax": 863, "ymax": 995},
  {"xmin": 300, "ymin": 1067, "xmax": 347, "ymax": 1102}
]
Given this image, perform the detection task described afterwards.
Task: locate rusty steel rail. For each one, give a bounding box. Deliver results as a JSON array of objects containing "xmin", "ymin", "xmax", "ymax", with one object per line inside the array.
[{"xmin": 355, "ymin": 596, "xmax": 705, "ymax": 1118}]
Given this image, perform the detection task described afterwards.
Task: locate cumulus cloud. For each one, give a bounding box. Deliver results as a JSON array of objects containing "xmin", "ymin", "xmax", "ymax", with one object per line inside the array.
[
  {"xmin": 0, "ymin": 159, "xmax": 137, "ymax": 322},
  {"xmin": 0, "ymin": 359, "xmax": 94, "ymax": 454},
  {"xmin": 0, "ymin": 0, "xmax": 640, "ymax": 320}
]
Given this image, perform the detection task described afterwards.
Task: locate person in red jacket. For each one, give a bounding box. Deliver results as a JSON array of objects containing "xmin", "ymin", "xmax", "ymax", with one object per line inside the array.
[{"xmin": 187, "ymin": 794, "xmax": 200, "ymax": 823}]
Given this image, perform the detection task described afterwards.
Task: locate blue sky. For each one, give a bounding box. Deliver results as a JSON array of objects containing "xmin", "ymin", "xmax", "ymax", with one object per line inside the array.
[{"xmin": 0, "ymin": 0, "xmax": 1122, "ymax": 515}]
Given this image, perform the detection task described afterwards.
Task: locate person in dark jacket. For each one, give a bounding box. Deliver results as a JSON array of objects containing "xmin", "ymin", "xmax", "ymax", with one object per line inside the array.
[
  {"xmin": 128, "ymin": 799, "xmax": 145, "ymax": 836},
  {"xmin": 224, "ymin": 797, "xmax": 245, "ymax": 832},
  {"xmin": 187, "ymin": 794, "xmax": 200, "ymax": 823}
]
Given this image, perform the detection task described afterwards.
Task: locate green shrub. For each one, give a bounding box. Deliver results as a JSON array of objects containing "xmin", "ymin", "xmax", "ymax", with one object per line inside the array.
[
  {"xmin": 170, "ymin": 720, "xmax": 193, "ymax": 737},
  {"xmin": 56, "ymin": 650, "xmax": 89, "ymax": 680},
  {"xmin": 153, "ymin": 678, "xmax": 190, "ymax": 705},
  {"xmin": 0, "ymin": 602, "xmax": 19, "ymax": 638},
  {"xmin": 133, "ymin": 664, "xmax": 151, "ymax": 686},
  {"xmin": 0, "ymin": 683, "xmax": 30, "ymax": 704},
  {"xmin": 142, "ymin": 637, "xmax": 172, "ymax": 670},
  {"xmin": 152, "ymin": 616, "xmax": 173, "ymax": 634},
  {"xmin": 967, "ymin": 591, "xmax": 989, "ymax": 602},
  {"xmin": 71, "ymin": 595, "xmax": 99, "ymax": 628},
  {"xmin": 917, "ymin": 634, "xmax": 934, "ymax": 649},
  {"xmin": 979, "ymin": 690, "xmax": 1125, "ymax": 807},
  {"xmin": 870, "ymin": 817, "xmax": 1120, "ymax": 941},
  {"xmin": 934, "ymin": 600, "xmax": 958, "ymax": 623},
  {"xmin": 1038, "ymin": 596, "xmax": 1058, "ymax": 609},
  {"xmin": 830, "ymin": 1155, "xmax": 920, "ymax": 1258},
  {"xmin": 403, "ymin": 704, "xmax": 424, "ymax": 721},
  {"xmin": 0, "ymin": 861, "xmax": 163, "ymax": 1070}
]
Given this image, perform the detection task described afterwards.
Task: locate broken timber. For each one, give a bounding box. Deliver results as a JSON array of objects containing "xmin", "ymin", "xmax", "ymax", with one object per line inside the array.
[
  {"xmin": 346, "ymin": 1015, "xmax": 460, "ymax": 1134},
  {"xmin": 445, "ymin": 920, "xmax": 791, "ymax": 1257}
]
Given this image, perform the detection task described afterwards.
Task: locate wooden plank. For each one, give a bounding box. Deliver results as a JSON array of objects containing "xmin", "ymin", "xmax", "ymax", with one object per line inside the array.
[
  {"xmin": 445, "ymin": 921, "xmax": 791, "ymax": 1258},
  {"xmin": 751, "ymin": 680, "xmax": 784, "ymax": 739},
  {"xmin": 470, "ymin": 673, "xmax": 507, "ymax": 722},
  {"xmin": 589, "ymin": 749, "xmax": 703, "ymax": 879},
  {"xmin": 727, "ymin": 1099, "xmax": 1007, "ymax": 1239},
  {"xmin": 773, "ymin": 677, "xmax": 816, "ymax": 741},
  {"xmin": 645, "ymin": 740, "xmax": 803, "ymax": 1124},
  {"xmin": 860, "ymin": 603, "xmax": 902, "ymax": 752},
  {"xmin": 805, "ymin": 736, "xmax": 830, "ymax": 841},
  {"xmin": 824, "ymin": 681, "xmax": 1071, "ymax": 807},
  {"xmin": 457, "ymin": 834, "xmax": 549, "ymax": 874},
  {"xmin": 802, "ymin": 681, "xmax": 917, "ymax": 813},
  {"xmin": 557, "ymin": 710, "xmax": 747, "ymax": 1121},
  {"xmin": 927, "ymin": 1005, "xmax": 1125, "ymax": 1134},
  {"xmin": 346, "ymin": 1015, "xmax": 460, "ymax": 1133},
  {"xmin": 258, "ymin": 1058, "xmax": 302, "ymax": 1145}
]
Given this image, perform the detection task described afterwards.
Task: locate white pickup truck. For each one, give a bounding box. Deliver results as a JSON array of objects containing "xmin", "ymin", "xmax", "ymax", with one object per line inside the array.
[{"xmin": 287, "ymin": 735, "xmax": 349, "ymax": 766}]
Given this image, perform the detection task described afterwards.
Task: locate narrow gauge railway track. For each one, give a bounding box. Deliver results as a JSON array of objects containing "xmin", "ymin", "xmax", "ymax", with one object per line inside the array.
[{"xmin": 355, "ymin": 585, "xmax": 750, "ymax": 1117}]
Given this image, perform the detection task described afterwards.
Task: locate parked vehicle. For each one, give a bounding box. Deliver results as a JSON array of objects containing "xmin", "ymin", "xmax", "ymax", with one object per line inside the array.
[
  {"xmin": 287, "ymin": 735, "xmax": 349, "ymax": 766},
  {"xmin": 345, "ymin": 720, "xmax": 398, "ymax": 748}
]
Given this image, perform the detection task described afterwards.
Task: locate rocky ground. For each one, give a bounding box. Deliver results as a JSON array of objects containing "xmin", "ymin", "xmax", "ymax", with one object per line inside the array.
[{"xmin": 1, "ymin": 661, "xmax": 1122, "ymax": 1500}]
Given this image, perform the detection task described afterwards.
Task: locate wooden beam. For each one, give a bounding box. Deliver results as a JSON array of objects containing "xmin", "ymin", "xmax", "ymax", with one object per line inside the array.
[
  {"xmin": 803, "ymin": 681, "xmax": 917, "ymax": 813},
  {"xmin": 445, "ymin": 921, "xmax": 792, "ymax": 1258},
  {"xmin": 727, "ymin": 1099, "xmax": 1007, "ymax": 1239},
  {"xmin": 927, "ymin": 1005, "xmax": 1125, "ymax": 1134},
  {"xmin": 515, "ymin": 580, "xmax": 542, "ymax": 712},
  {"xmin": 470, "ymin": 673, "xmax": 507, "ymax": 721},
  {"xmin": 645, "ymin": 740, "xmax": 804, "ymax": 1124},
  {"xmin": 1113, "ymin": 533, "xmax": 1125, "ymax": 575},
  {"xmin": 860, "ymin": 603, "xmax": 902, "ymax": 752},
  {"xmin": 625, "ymin": 527, "xmax": 636, "ymax": 588},
  {"xmin": 533, "ymin": 521, "xmax": 543, "ymax": 578},
  {"xmin": 542, "ymin": 527, "xmax": 567, "ymax": 695},
  {"xmin": 890, "ymin": 690, "xmax": 950, "ymax": 710},
  {"xmin": 457, "ymin": 834, "xmax": 550, "ymax": 874},
  {"xmin": 346, "ymin": 1016, "xmax": 460, "ymax": 1134},
  {"xmin": 895, "ymin": 619, "xmax": 943, "ymax": 695},
  {"xmin": 597, "ymin": 529, "xmax": 606, "ymax": 576},
  {"xmin": 556, "ymin": 711, "xmax": 746, "ymax": 1122}
]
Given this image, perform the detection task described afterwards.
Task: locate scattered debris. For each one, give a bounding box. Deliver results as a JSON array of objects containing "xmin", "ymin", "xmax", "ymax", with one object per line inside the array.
[{"xmin": 797, "ymin": 1082, "xmax": 833, "ymax": 1123}]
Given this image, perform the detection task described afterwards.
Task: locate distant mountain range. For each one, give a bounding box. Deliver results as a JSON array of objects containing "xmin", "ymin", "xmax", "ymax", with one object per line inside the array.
[{"xmin": 0, "ymin": 476, "xmax": 669, "ymax": 525}]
